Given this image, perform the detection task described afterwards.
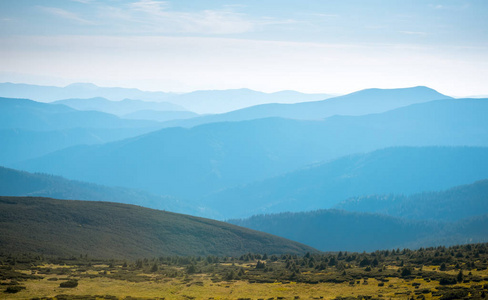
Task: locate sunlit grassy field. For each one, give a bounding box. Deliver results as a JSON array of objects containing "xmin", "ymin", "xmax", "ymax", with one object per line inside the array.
[{"xmin": 2, "ymin": 244, "xmax": 488, "ymax": 299}]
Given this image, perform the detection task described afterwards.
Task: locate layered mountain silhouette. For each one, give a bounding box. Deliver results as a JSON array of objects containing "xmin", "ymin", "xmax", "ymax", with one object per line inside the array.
[
  {"xmin": 0, "ymin": 82, "xmax": 173, "ymax": 102},
  {"xmin": 14, "ymin": 98, "xmax": 488, "ymax": 203},
  {"xmin": 167, "ymin": 88, "xmax": 333, "ymax": 114},
  {"xmin": 1, "ymin": 83, "xmax": 487, "ymax": 255},
  {"xmin": 205, "ymin": 147, "xmax": 488, "ymax": 218},
  {"xmin": 54, "ymin": 97, "xmax": 188, "ymax": 116},
  {"xmin": 0, "ymin": 127, "xmax": 161, "ymax": 165},
  {"xmin": 159, "ymin": 86, "xmax": 451, "ymax": 128},
  {"xmin": 0, "ymin": 82, "xmax": 332, "ymax": 114},
  {"xmin": 0, "ymin": 97, "xmax": 165, "ymax": 164},
  {"xmin": 0, "ymin": 97, "xmax": 159, "ymax": 131},
  {"xmin": 0, "ymin": 166, "xmax": 197, "ymax": 215}
]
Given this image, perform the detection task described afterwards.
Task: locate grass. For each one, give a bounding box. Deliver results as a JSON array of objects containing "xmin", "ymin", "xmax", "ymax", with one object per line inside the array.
[
  {"xmin": 4, "ymin": 272, "xmax": 487, "ymax": 299},
  {"xmin": 1, "ymin": 243, "xmax": 488, "ymax": 299}
]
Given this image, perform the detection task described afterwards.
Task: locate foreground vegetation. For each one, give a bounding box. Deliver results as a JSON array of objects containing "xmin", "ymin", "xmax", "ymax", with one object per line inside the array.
[{"xmin": 1, "ymin": 243, "xmax": 488, "ymax": 299}]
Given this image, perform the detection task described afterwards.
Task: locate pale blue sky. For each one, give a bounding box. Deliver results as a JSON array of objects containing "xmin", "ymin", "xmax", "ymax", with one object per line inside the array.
[{"xmin": 1, "ymin": 0, "xmax": 487, "ymax": 95}]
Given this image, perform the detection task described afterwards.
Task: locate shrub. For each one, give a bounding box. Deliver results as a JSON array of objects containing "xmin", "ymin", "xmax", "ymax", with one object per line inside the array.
[
  {"xmin": 401, "ymin": 267, "xmax": 412, "ymax": 277},
  {"xmin": 439, "ymin": 277, "xmax": 457, "ymax": 285},
  {"xmin": 59, "ymin": 279, "xmax": 78, "ymax": 288},
  {"xmin": 5, "ymin": 285, "xmax": 26, "ymax": 293}
]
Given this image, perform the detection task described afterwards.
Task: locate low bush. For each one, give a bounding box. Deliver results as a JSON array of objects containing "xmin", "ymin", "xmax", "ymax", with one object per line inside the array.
[
  {"xmin": 60, "ymin": 279, "xmax": 78, "ymax": 288},
  {"xmin": 5, "ymin": 285, "xmax": 26, "ymax": 293}
]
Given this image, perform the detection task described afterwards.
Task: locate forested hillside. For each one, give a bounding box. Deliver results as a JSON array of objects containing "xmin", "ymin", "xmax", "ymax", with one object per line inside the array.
[{"xmin": 0, "ymin": 196, "xmax": 315, "ymax": 258}]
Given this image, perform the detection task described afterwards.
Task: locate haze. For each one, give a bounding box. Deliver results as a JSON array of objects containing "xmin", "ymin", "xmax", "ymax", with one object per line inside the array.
[{"xmin": 1, "ymin": 0, "xmax": 488, "ymax": 96}]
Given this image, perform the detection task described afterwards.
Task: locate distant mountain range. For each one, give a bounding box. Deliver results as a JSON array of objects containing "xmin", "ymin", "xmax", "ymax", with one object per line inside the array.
[
  {"xmin": 1, "ymin": 83, "xmax": 487, "ymax": 255},
  {"xmin": 0, "ymin": 166, "xmax": 197, "ymax": 215},
  {"xmin": 53, "ymin": 97, "xmax": 201, "ymax": 122},
  {"xmin": 13, "ymin": 98, "xmax": 488, "ymax": 203},
  {"xmin": 0, "ymin": 82, "xmax": 174, "ymax": 102},
  {"xmin": 0, "ymin": 82, "xmax": 333, "ymax": 114},
  {"xmin": 0, "ymin": 196, "xmax": 315, "ymax": 258},
  {"xmin": 0, "ymin": 97, "xmax": 159, "ymax": 131},
  {"xmin": 53, "ymin": 97, "xmax": 188, "ymax": 116},
  {"xmin": 205, "ymin": 147, "xmax": 488, "ymax": 218},
  {"xmin": 0, "ymin": 97, "xmax": 165, "ymax": 164},
  {"xmin": 159, "ymin": 86, "xmax": 452, "ymax": 128},
  {"xmin": 166, "ymin": 88, "xmax": 333, "ymax": 114}
]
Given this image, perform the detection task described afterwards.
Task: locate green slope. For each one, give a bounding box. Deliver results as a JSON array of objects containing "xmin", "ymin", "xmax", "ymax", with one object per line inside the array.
[{"xmin": 0, "ymin": 196, "xmax": 316, "ymax": 258}]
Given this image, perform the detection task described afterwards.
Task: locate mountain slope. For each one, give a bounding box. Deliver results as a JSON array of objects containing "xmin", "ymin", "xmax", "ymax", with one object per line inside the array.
[
  {"xmin": 53, "ymin": 97, "xmax": 187, "ymax": 116},
  {"xmin": 205, "ymin": 147, "xmax": 488, "ymax": 219},
  {"xmin": 0, "ymin": 127, "xmax": 159, "ymax": 165},
  {"xmin": 160, "ymin": 86, "xmax": 451, "ymax": 128},
  {"xmin": 0, "ymin": 196, "xmax": 316, "ymax": 258},
  {"xmin": 0, "ymin": 166, "xmax": 198, "ymax": 215},
  {"xmin": 14, "ymin": 99, "xmax": 488, "ymax": 201},
  {"xmin": 334, "ymin": 179, "xmax": 488, "ymax": 222},
  {"xmin": 0, "ymin": 97, "xmax": 160, "ymax": 131},
  {"xmin": 0, "ymin": 97, "xmax": 166, "ymax": 164},
  {"xmin": 14, "ymin": 118, "xmax": 332, "ymax": 199},
  {"xmin": 123, "ymin": 110, "xmax": 199, "ymax": 122},
  {"xmin": 228, "ymin": 210, "xmax": 488, "ymax": 252}
]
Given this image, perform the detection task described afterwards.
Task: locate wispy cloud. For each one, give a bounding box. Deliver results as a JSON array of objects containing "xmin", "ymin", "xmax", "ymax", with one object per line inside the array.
[
  {"xmin": 309, "ymin": 13, "xmax": 340, "ymax": 18},
  {"xmin": 124, "ymin": 0, "xmax": 255, "ymax": 34},
  {"xmin": 400, "ymin": 31, "xmax": 427, "ymax": 36},
  {"xmin": 429, "ymin": 3, "xmax": 470, "ymax": 10},
  {"xmin": 71, "ymin": 0, "xmax": 94, "ymax": 4},
  {"xmin": 130, "ymin": 0, "xmax": 169, "ymax": 14},
  {"xmin": 30, "ymin": 0, "xmax": 299, "ymax": 35},
  {"xmin": 39, "ymin": 6, "xmax": 95, "ymax": 25}
]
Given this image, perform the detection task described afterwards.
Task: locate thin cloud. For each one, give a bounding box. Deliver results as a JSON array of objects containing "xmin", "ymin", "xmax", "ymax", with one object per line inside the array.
[
  {"xmin": 32, "ymin": 1, "xmax": 299, "ymax": 35},
  {"xmin": 429, "ymin": 3, "xmax": 470, "ymax": 10},
  {"xmin": 400, "ymin": 31, "xmax": 427, "ymax": 36},
  {"xmin": 130, "ymin": 0, "xmax": 169, "ymax": 14},
  {"xmin": 125, "ymin": 0, "xmax": 255, "ymax": 34},
  {"xmin": 309, "ymin": 13, "xmax": 340, "ymax": 18},
  {"xmin": 39, "ymin": 6, "xmax": 96, "ymax": 25},
  {"xmin": 71, "ymin": 0, "xmax": 94, "ymax": 3}
]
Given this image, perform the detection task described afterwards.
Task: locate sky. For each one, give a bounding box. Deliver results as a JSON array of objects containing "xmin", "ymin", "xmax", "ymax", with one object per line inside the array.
[{"xmin": 1, "ymin": 0, "xmax": 487, "ymax": 96}]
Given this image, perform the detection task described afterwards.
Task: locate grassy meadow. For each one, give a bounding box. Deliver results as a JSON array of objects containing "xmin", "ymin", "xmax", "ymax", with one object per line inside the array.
[{"xmin": 2, "ymin": 243, "xmax": 488, "ymax": 299}]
